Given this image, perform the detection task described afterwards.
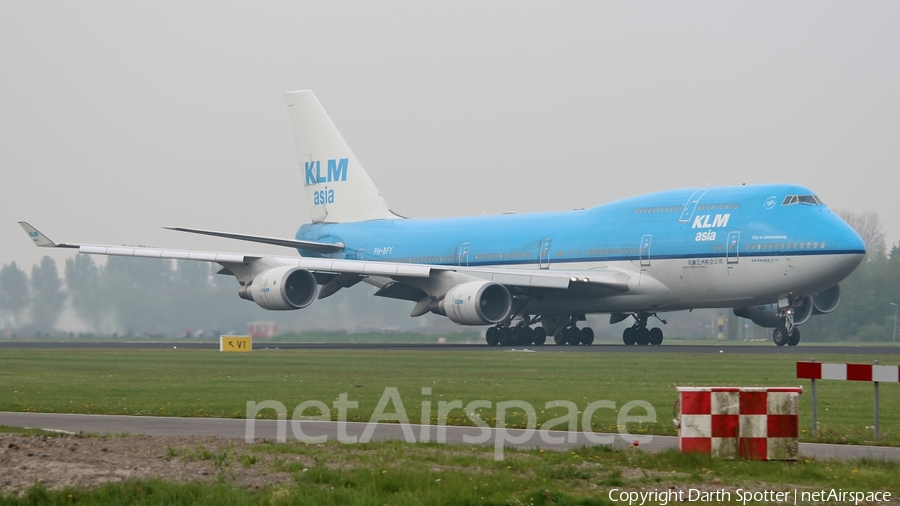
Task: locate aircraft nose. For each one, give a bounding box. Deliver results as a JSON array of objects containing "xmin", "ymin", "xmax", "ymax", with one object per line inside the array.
[{"xmin": 834, "ymin": 227, "xmax": 866, "ymax": 269}]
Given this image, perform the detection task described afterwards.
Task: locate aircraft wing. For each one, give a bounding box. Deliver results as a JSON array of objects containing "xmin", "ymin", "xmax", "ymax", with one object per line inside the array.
[
  {"xmin": 443, "ymin": 265, "xmax": 630, "ymax": 292},
  {"xmin": 18, "ymin": 222, "xmax": 429, "ymax": 279},
  {"xmin": 19, "ymin": 222, "xmax": 632, "ymax": 296}
]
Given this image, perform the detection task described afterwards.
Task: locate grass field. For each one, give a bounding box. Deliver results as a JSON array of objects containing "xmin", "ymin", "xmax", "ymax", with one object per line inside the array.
[
  {"xmin": 1, "ymin": 436, "xmax": 898, "ymax": 505},
  {"xmin": 0, "ymin": 330, "xmax": 485, "ymax": 344},
  {"xmin": 1, "ymin": 348, "xmax": 898, "ymax": 446}
]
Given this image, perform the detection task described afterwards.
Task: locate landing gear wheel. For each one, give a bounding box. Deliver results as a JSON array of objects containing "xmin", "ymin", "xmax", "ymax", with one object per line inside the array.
[
  {"xmin": 649, "ymin": 327, "xmax": 663, "ymax": 346},
  {"xmin": 623, "ymin": 327, "xmax": 637, "ymax": 346},
  {"xmin": 521, "ymin": 327, "xmax": 535, "ymax": 346},
  {"xmin": 499, "ymin": 327, "xmax": 514, "ymax": 346},
  {"xmin": 565, "ymin": 326, "xmax": 581, "ymax": 345},
  {"xmin": 554, "ymin": 332, "xmax": 566, "ymax": 345},
  {"xmin": 580, "ymin": 327, "xmax": 595, "ymax": 345},
  {"xmin": 533, "ymin": 327, "xmax": 547, "ymax": 346},
  {"xmin": 486, "ymin": 327, "xmax": 499, "ymax": 346},
  {"xmin": 787, "ymin": 327, "xmax": 801, "ymax": 346},
  {"xmin": 773, "ymin": 327, "xmax": 787, "ymax": 347},
  {"xmin": 511, "ymin": 327, "xmax": 526, "ymax": 346},
  {"xmin": 635, "ymin": 327, "xmax": 651, "ymax": 346}
]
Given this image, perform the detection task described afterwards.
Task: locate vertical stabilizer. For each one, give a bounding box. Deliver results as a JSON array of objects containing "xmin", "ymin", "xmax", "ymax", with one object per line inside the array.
[{"xmin": 285, "ymin": 90, "xmax": 397, "ymax": 223}]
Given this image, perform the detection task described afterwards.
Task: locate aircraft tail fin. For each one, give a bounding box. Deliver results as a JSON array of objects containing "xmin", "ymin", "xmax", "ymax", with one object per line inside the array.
[{"xmin": 284, "ymin": 90, "xmax": 399, "ymax": 223}]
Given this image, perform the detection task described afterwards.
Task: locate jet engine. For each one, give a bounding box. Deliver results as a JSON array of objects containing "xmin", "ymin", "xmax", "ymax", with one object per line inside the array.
[
  {"xmin": 811, "ymin": 284, "xmax": 841, "ymax": 315},
  {"xmin": 239, "ymin": 266, "xmax": 317, "ymax": 310},
  {"xmin": 733, "ymin": 298, "xmax": 813, "ymax": 328},
  {"xmin": 437, "ymin": 281, "xmax": 512, "ymax": 325},
  {"xmin": 733, "ymin": 284, "xmax": 842, "ymax": 328}
]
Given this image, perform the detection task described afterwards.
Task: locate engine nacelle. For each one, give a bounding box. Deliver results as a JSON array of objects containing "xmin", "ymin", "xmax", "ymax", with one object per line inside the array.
[
  {"xmin": 438, "ymin": 281, "xmax": 512, "ymax": 325},
  {"xmin": 734, "ymin": 284, "xmax": 843, "ymax": 328},
  {"xmin": 812, "ymin": 284, "xmax": 841, "ymax": 315},
  {"xmin": 241, "ymin": 267, "xmax": 317, "ymax": 310},
  {"xmin": 733, "ymin": 297, "xmax": 813, "ymax": 328}
]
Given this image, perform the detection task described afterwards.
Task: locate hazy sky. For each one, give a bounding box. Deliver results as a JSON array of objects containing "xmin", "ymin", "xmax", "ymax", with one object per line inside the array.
[{"xmin": 3, "ymin": 1, "xmax": 898, "ymax": 271}]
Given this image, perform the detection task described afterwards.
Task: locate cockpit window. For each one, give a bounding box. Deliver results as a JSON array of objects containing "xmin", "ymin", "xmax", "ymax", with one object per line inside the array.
[{"xmin": 782, "ymin": 195, "xmax": 824, "ymax": 206}]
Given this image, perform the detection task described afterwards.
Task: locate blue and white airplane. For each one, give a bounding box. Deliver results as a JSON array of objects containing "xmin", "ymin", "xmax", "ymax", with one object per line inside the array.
[{"xmin": 20, "ymin": 90, "xmax": 866, "ymax": 347}]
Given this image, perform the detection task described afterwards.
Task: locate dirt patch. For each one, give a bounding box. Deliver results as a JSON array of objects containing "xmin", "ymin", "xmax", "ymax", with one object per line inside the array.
[{"xmin": 0, "ymin": 433, "xmax": 297, "ymax": 495}]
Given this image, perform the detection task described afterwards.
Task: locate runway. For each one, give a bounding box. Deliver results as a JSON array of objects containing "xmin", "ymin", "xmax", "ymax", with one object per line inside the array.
[
  {"xmin": 1, "ymin": 341, "xmax": 898, "ymax": 355},
  {"xmin": 2, "ymin": 412, "xmax": 897, "ymax": 461}
]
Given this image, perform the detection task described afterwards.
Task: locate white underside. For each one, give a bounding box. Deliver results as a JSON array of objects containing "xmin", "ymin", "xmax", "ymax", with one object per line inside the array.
[{"xmin": 500, "ymin": 253, "xmax": 860, "ymax": 315}]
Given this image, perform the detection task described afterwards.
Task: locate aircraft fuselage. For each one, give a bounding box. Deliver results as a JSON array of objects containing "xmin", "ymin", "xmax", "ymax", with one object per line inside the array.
[{"xmin": 296, "ymin": 183, "xmax": 865, "ymax": 314}]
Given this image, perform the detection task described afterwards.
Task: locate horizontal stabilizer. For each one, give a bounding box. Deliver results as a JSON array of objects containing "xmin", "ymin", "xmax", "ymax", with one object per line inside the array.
[{"xmin": 163, "ymin": 226, "xmax": 345, "ymax": 253}]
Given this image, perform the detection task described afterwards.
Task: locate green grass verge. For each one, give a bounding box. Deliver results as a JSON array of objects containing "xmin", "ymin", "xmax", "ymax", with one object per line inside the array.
[
  {"xmin": 0, "ymin": 349, "xmax": 898, "ymax": 445},
  {"xmin": 1, "ymin": 439, "xmax": 898, "ymax": 505},
  {"xmin": 0, "ymin": 330, "xmax": 483, "ymax": 344}
]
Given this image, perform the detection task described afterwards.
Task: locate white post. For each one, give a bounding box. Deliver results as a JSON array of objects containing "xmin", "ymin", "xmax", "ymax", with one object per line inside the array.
[
  {"xmin": 810, "ymin": 358, "xmax": 817, "ymax": 437},
  {"xmin": 890, "ymin": 303, "xmax": 898, "ymax": 343},
  {"xmin": 874, "ymin": 360, "xmax": 880, "ymax": 440}
]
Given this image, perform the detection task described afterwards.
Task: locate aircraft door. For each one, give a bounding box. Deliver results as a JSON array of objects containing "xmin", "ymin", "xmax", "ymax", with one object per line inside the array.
[
  {"xmin": 539, "ymin": 239, "xmax": 551, "ymax": 269},
  {"xmin": 726, "ymin": 231, "xmax": 740, "ymax": 264},
  {"xmin": 679, "ymin": 189, "xmax": 708, "ymax": 223},
  {"xmin": 357, "ymin": 248, "xmax": 365, "ymax": 260},
  {"xmin": 458, "ymin": 242, "xmax": 470, "ymax": 266},
  {"xmin": 640, "ymin": 235, "xmax": 652, "ymax": 267}
]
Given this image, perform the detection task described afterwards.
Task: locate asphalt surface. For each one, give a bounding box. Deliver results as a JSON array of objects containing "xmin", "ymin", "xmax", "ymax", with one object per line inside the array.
[
  {"xmin": 1, "ymin": 341, "xmax": 898, "ymax": 355},
  {"xmin": 2, "ymin": 412, "xmax": 898, "ymax": 461}
]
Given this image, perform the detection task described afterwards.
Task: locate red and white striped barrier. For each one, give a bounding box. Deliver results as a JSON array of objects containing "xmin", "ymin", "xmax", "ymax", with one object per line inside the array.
[
  {"xmin": 676, "ymin": 387, "xmax": 802, "ymax": 460},
  {"xmin": 797, "ymin": 361, "xmax": 897, "ymax": 439},
  {"xmin": 797, "ymin": 362, "xmax": 900, "ymax": 382}
]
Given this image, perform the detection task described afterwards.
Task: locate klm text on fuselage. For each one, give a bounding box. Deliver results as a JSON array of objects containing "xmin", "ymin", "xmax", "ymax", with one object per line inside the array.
[
  {"xmin": 691, "ymin": 213, "xmax": 730, "ymax": 242},
  {"xmin": 305, "ymin": 158, "xmax": 348, "ymax": 206}
]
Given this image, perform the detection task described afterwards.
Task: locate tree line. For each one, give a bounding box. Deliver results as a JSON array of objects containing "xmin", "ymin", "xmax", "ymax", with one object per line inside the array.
[{"xmin": 0, "ymin": 255, "xmax": 449, "ymax": 336}]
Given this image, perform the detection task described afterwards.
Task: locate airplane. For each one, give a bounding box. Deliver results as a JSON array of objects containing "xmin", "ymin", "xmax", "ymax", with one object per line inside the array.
[{"xmin": 20, "ymin": 90, "xmax": 866, "ymax": 347}]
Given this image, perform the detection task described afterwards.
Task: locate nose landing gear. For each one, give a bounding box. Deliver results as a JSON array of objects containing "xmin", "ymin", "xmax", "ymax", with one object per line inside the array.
[{"xmin": 773, "ymin": 303, "xmax": 801, "ymax": 346}]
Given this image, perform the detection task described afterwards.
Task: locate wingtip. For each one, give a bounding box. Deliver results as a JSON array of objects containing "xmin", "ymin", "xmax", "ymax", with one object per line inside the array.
[{"xmin": 18, "ymin": 221, "xmax": 58, "ymax": 247}]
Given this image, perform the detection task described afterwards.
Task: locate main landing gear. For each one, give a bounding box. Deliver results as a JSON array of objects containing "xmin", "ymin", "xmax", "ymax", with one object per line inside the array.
[
  {"xmin": 485, "ymin": 318, "xmax": 547, "ymax": 347},
  {"xmin": 621, "ymin": 312, "xmax": 665, "ymax": 346},
  {"xmin": 552, "ymin": 317, "xmax": 595, "ymax": 346},
  {"xmin": 484, "ymin": 315, "xmax": 593, "ymax": 346}
]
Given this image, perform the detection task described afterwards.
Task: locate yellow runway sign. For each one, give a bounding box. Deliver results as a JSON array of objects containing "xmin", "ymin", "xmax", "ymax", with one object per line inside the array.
[{"xmin": 220, "ymin": 335, "xmax": 252, "ymax": 352}]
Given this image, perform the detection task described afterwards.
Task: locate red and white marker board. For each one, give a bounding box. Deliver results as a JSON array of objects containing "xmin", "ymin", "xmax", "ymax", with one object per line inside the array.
[
  {"xmin": 676, "ymin": 387, "xmax": 802, "ymax": 460},
  {"xmin": 797, "ymin": 362, "xmax": 899, "ymax": 382}
]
